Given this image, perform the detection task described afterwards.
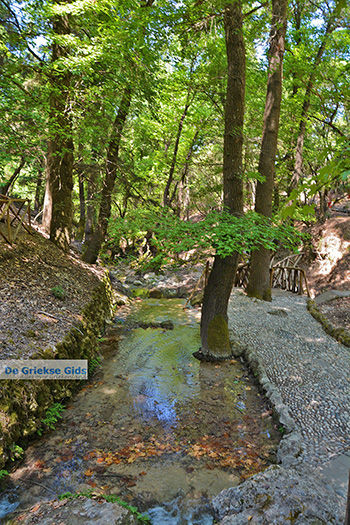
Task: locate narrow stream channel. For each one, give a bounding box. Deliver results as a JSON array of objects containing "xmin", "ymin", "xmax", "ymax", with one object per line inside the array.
[{"xmin": 0, "ymin": 298, "xmax": 280, "ymax": 524}]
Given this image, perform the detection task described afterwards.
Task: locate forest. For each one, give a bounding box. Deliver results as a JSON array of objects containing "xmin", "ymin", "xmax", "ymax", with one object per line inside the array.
[
  {"xmin": 1, "ymin": 0, "xmax": 349, "ymax": 357},
  {"xmin": 0, "ymin": 0, "xmax": 350, "ymax": 523}
]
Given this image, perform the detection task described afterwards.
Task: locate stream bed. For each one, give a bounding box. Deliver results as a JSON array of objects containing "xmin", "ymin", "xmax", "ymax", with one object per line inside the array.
[{"xmin": 0, "ymin": 298, "xmax": 280, "ymax": 524}]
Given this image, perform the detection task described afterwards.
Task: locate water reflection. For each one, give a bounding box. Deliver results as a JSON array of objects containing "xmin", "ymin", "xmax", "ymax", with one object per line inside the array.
[
  {"xmin": 118, "ymin": 310, "xmax": 201, "ymax": 426},
  {"xmin": 0, "ymin": 298, "xmax": 279, "ymax": 523}
]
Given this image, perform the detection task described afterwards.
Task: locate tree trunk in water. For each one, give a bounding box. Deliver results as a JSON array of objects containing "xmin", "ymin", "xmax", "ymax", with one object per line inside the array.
[
  {"xmin": 197, "ymin": 0, "xmax": 245, "ymax": 361},
  {"xmin": 82, "ymin": 87, "xmax": 132, "ymax": 264},
  {"xmin": 246, "ymin": 0, "xmax": 287, "ymax": 301},
  {"xmin": 46, "ymin": 7, "xmax": 74, "ymax": 251}
]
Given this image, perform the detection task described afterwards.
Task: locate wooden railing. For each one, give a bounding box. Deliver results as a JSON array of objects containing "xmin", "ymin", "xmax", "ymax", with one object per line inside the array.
[
  {"xmin": 269, "ymin": 266, "xmax": 310, "ymax": 296},
  {"xmin": 0, "ymin": 194, "xmax": 32, "ymax": 244},
  {"xmin": 186, "ymin": 254, "xmax": 311, "ymax": 307},
  {"xmin": 234, "ymin": 255, "xmax": 311, "ymax": 297},
  {"xmin": 234, "ymin": 262, "xmax": 250, "ymax": 289}
]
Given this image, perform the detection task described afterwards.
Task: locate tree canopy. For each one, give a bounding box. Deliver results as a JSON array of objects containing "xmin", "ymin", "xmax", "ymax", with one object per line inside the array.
[{"xmin": 0, "ymin": 0, "xmax": 349, "ymax": 256}]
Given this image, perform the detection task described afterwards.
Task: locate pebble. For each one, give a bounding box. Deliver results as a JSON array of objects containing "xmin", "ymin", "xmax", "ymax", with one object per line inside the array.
[{"xmin": 220, "ymin": 288, "xmax": 350, "ymax": 524}]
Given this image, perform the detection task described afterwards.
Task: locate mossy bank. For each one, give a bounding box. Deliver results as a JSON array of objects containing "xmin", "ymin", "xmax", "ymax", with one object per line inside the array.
[{"xmin": 0, "ymin": 275, "xmax": 112, "ymax": 469}]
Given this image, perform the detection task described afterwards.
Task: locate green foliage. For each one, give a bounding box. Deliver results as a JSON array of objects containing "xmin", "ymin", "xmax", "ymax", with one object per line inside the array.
[
  {"xmin": 88, "ymin": 356, "xmax": 102, "ymax": 375},
  {"xmin": 37, "ymin": 403, "xmax": 65, "ymax": 436},
  {"xmin": 58, "ymin": 491, "xmax": 151, "ymax": 523},
  {"xmin": 281, "ymin": 138, "xmax": 350, "ymax": 219},
  {"xmin": 139, "ymin": 253, "xmax": 169, "ymax": 273},
  {"xmin": 0, "ymin": 0, "xmax": 348, "ymax": 255},
  {"xmin": 108, "ymin": 208, "xmax": 304, "ymax": 265},
  {"xmin": 10, "ymin": 444, "xmax": 24, "ymax": 461},
  {"xmin": 318, "ymin": 141, "xmax": 350, "ymax": 188},
  {"xmin": 0, "ymin": 470, "xmax": 9, "ymax": 480},
  {"xmin": 51, "ymin": 285, "xmax": 66, "ymax": 300}
]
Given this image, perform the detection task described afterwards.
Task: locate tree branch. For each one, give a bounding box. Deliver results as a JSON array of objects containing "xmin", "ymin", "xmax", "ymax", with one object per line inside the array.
[
  {"xmin": 309, "ymin": 114, "xmax": 346, "ymax": 137},
  {"xmin": 243, "ymin": 2, "xmax": 268, "ymax": 18},
  {"xmin": 0, "ymin": 0, "xmax": 45, "ymax": 64}
]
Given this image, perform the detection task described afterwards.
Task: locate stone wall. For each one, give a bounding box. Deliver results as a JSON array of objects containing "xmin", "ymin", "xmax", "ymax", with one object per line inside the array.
[{"xmin": 0, "ymin": 276, "xmax": 112, "ymax": 468}]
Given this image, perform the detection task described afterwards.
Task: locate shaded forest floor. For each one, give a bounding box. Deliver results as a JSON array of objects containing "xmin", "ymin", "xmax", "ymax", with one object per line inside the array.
[
  {"xmin": 0, "ymin": 226, "xmax": 104, "ymax": 360},
  {"xmin": 318, "ymin": 297, "xmax": 350, "ymax": 331}
]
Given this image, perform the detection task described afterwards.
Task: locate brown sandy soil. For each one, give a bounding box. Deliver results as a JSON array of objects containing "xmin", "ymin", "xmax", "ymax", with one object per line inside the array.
[
  {"xmin": 300, "ymin": 215, "xmax": 350, "ymax": 335},
  {"xmin": 318, "ymin": 297, "xmax": 350, "ymax": 332},
  {"xmin": 0, "ymin": 225, "xmax": 104, "ymax": 359},
  {"xmin": 305, "ymin": 216, "xmax": 350, "ymax": 294}
]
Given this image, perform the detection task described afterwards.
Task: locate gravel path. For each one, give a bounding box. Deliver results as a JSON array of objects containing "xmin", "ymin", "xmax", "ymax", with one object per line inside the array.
[
  {"xmin": 219, "ymin": 288, "xmax": 350, "ymax": 522},
  {"xmin": 227, "ymin": 288, "xmax": 350, "ymax": 466}
]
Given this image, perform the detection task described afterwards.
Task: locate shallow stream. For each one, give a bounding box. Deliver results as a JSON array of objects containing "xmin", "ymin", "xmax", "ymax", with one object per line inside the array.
[{"xmin": 0, "ymin": 298, "xmax": 279, "ymax": 524}]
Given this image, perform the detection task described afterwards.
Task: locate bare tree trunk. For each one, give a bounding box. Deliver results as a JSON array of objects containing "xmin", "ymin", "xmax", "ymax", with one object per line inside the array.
[
  {"xmin": 82, "ymin": 87, "xmax": 132, "ymax": 264},
  {"xmin": 288, "ymin": 11, "xmax": 337, "ymax": 192},
  {"xmin": 42, "ymin": 156, "xmax": 52, "ymax": 233},
  {"xmin": 172, "ymin": 130, "xmax": 198, "ymax": 216},
  {"xmin": 75, "ymin": 146, "xmax": 86, "ymax": 241},
  {"xmin": 247, "ymin": 0, "xmax": 288, "ymax": 301},
  {"xmin": 84, "ymin": 148, "xmax": 99, "ymax": 243},
  {"xmin": 76, "ymin": 171, "xmax": 86, "ymax": 241},
  {"xmin": 34, "ymin": 160, "xmax": 44, "ymax": 211},
  {"xmin": 196, "ymin": 0, "xmax": 245, "ymax": 361},
  {"xmin": 163, "ymin": 90, "xmax": 192, "ymax": 207},
  {"xmin": 84, "ymin": 170, "xmax": 97, "ymax": 243},
  {"xmin": 1, "ymin": 157, "xmax": 25, "ymax": 195}
]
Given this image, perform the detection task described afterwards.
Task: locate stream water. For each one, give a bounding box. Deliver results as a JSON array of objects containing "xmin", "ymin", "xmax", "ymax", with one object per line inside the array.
[{"xmin": 0, "ymin": 298, "xmax": 280, "ymax": 524}]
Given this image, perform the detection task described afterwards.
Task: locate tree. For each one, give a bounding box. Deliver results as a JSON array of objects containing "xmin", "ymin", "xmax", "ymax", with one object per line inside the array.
[
  {"xmin": 246, "ymin": 0, "xmax": 288, "ymax": 301},
  {"xmin": 1, "ymin": 157, "xmax": 25, "ymax": 195},
  {"xmin": 196, "ymin": 0, "xmax": 245, "ymax": 361},
  {"xmin": 43, "ymin": 1, "xmax": 74, "ymax": 251},
  {"xmin": 82, "ymin": 86, "xmax": 132, "ymax": 263},
  {"xmin": 288, "ymin": 1, "xmax": 341, "ymax": 193}
]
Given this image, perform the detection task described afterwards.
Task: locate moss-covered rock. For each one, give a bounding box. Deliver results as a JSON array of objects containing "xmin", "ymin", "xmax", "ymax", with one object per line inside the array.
[{"xmin": 131, "ymin": 288, "xmax": 150, "ymax": 299}]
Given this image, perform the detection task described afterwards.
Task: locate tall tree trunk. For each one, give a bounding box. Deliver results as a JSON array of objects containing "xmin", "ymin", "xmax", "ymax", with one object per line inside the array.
[
  {"xmin": 288, "ymin": 11, "xmax": 337, "ymax": 193},
  {"xmin": 75, "ymin": 146, "xmax": 86, "ymax": 241},
  {"xmin": 84, "ymin": 170, "xmax": 97, "ymax": 243},
  {"xmin": 42, "ymin": 155, "xmax": 52, "ymax": 233},
  {"xmin": 34, "ymin": 160, "xmax": 44, "ymax": 211},
  {"xmin": 82, "ymin": 87, "xmax": 132, "ymax": 264},
  {"xmin": 172, "ymin": 130, "xmax": 198, "ymax": 215},
  {"xmin": 163, "ymin": 90, "xmax": 192, "ymax": 207},
  {"xmin": 76, "ymin": 172, "xmax": 86, "ymax": 241},
  {"xmin": 45, "ymin": 6, "xmax": 74, "ymax": 251},
  {"xmin": 196, "ymin": 0, "xmax": 245, "ymax": 361},
  {"xmin": 1, "ymin": 157, "xmax": 25, "ymax": 195},
  {"xmin": 246, "ymin": 0, "xmax": 288, "ymax": 301}
]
